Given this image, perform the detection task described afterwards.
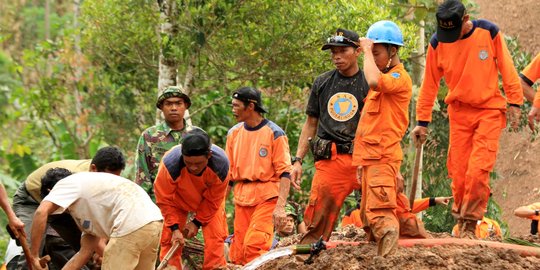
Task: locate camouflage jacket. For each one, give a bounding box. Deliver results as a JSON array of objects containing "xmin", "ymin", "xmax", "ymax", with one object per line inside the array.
[{"xmin": 135, "ymin": 121, "xmax": 197, "ymax": 199}]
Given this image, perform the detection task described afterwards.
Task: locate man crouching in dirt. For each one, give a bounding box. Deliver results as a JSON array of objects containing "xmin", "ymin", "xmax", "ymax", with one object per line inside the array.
[
  {"xmin": 154, "ymin": 129, "xmax": 229, "ymax": 270},
  {"xmin": 351, "ymin": 20, "xmax": 412, "ymax": 256},
  {"xmin": 29, "ymin": 169, "xmax": 163, "ymax": 270}
]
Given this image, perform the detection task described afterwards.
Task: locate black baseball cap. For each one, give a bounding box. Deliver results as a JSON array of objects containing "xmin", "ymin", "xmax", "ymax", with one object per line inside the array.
[
  {"xmin": 321, "ymin": 28, "xmax": 359, "ymax": 50},
  {"xmin": 182, "ymin": 129, "xmax": 211, "ymax": 157},
  {"xmin": 436, "ymin": 0, "xmax": 466, "ymax": 43},
  {"xmin": 232, "ymin": 86, "xmax": 267, "ymax": 113}
]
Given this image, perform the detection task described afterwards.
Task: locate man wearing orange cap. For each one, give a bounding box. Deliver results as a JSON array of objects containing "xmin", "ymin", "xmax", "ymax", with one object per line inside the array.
[
  {"xmin": 226, "ymin": 86, "xmax": 293, "ymax": 265},
  {"xmin": 154, "ymin": 129, "xmax": 229, "ymax": 270},
  {"xmin": 411, "ymin": 0, "xmax": 522, "ymax": 239}
]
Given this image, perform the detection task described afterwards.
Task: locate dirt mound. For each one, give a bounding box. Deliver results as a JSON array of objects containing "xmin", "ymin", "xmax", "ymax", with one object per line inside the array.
[
  {"xmin": 493, "ymin": 130, "xmax": 540, "ymax": 236},
  {"xmin": 253, "ymin": 226, "xmax": 540, "ymax": 270},
  {"xmin": 260, "ymin": 243, "xmax": 540, "ymax": 270},
  {"xmin": 473, "ymin": 0, "xmax": 540, "ymax": 54}
]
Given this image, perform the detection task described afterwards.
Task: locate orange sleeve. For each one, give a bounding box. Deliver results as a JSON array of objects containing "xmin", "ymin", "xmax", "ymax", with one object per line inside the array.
[
  {"xmin": 341, "ymin": 216, "xmax": 353, "ymax": 227},
  {"xmin": 521, "ymin": 53, "xmax": 540, "ymax": 107},
  {"xmin": 154, "ymin": 161, "xmax": 184, "ymax": 228},
  {"xmin": 417, "ymin": 43, "xmax": 443, "ymax": 123},
  {"xmin": 271, "ymin": 134, "xmax": 292, "ymax": 178},
  {"xmin": 493, "ymin": 32, "xmax": 523, "ymax": 105},
  {"xmin": 194, "ymin": 173, "xmax": 228, "ymax": 225},
  {"xmin": 411, "ymin": 197, "xmax": 430, "ymax": 214},
  {"xmin": 375, "ymin": 68, "xmax": 410, "ymax": 94}
]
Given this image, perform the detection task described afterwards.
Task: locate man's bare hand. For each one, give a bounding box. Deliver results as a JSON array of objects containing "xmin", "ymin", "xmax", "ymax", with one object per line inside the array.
[
  {"xmin": 411, "ymin": 126, "xmax": 428, "ymax": 147},
  {"xmin": 171, "ymin": 229, "xmax": 185, "ymax": 247},
  {"xmin": 434, "ymin": 196, "xmax": 452, "ymax": 206},
  {"xmin": 273, "ymin": 205, "xmax": 287, "ymax": 230},
  {"xmin": 507, "ymin": 106, "xmax": 521, "ymax": 132},
  {"xmin": 291, "ymin": 162, "xmax": 302, "ymax": 190},
  {"xmin": 528, "ymin": 106, "xmax": 540, "ymax": 131},
  {"xmin": 184, "ymin": 221, "xmax": 199, "ymax": 239}
]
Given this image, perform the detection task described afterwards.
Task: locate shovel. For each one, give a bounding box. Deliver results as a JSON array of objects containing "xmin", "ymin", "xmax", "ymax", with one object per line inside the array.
[
  {"xmin": 409, "ymin": 144, "xmax": 424, "ymax": 209},
  {"xmin": 156, "ymin": 241, "xmax": 182, "ymax": 270}
]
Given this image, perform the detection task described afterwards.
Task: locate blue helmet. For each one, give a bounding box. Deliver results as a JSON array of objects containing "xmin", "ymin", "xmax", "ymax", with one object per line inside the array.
[{"xmin": 366, "ymin": 20, "xmax": 404, "ymax": 46}]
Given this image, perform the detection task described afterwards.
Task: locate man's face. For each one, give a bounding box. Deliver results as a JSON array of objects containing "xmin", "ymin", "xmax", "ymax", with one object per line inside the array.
[
  {"xmin": 162, "ymin": 97, "xmax": 187, "ymax": 124},
  {"xmin": 279, "ymin": 215, "xmax": 296, "ymax": 236},
  {"xmin": 231, "ymin": 98, "xmax": 249, "ymax": 122},
  {"xmin": 183, "ymin": 154, "xmax": 210, "ymax": 175},
  {"xmin": 330, "ymin": 46, "xmax": 360, "ymax": 73},
  {"xmin": 371, "ymin": 44, "xmax": 392, "ymax": 71}
]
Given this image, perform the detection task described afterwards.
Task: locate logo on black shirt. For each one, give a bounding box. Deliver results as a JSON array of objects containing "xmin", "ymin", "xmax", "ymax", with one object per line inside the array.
[{"xmin": 327, "ymin": 92, "xmax": 358, "ymax": 122}]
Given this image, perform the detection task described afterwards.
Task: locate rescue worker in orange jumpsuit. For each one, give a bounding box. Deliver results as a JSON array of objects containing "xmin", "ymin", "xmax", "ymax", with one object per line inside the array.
[
  {"xmin": 226, "ymin": 86, "xmax": 293, "ymax": 265},
  {"xmin": 342, "ymin": 196, "xmax": 451, "ymax": 229},
  {"xmin": 519, "ymin": 53, "xmax": 540, "ymax": 129},
  {"xmin": 514, "ymin": 203, "xmax": 540, "ymax": 235},
  {"xmin": 451, "ymin": 216, "xmax": 502, "ymax": 239},
  {"xmin": 352, "ymin": 20, "xmax": 413, "ymax": 256},
  {"xmin": 411, "ymin": 0, "xmax": 523, "ymax": 239},
  {"xmin": 291, "ymin": 28, "xmax": 369, "ymax": 245},
  {"xmin": 154, "ymin": 129, "xmax": 229, "ymax": 270}
]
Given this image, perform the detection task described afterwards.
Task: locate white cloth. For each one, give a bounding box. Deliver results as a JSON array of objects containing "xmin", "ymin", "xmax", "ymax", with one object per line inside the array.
[{"xmin": 44, "ymin": 172, "xmax": 162, "ymax": 238}]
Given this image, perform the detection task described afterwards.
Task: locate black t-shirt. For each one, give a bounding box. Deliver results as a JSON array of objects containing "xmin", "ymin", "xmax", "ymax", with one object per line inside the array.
[{"xmin": 306, "ymin": 69, "xmax": 369, "ymax": 143}]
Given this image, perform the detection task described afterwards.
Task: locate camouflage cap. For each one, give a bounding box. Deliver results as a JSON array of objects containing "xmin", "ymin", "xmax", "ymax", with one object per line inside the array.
[
  {"xmin": 156, "ymin": 86, "xmax": 191, "ymax": 109},
  {"xmin": 284, "ymin": 203, "xmax": 298, "ymax": 219}
]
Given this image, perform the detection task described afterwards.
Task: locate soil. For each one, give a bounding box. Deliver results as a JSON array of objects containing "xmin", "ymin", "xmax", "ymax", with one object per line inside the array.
[
  {"xmin": 473, "ymin": 0, "xmax": 540, "ymax": 54},
  {"xmin": 257, "ymin": 226, "xmax": 540, "ymax": 270},
  {"xmin": 492, "ymin": 130, "xmax": 540, "ymax": 236}
]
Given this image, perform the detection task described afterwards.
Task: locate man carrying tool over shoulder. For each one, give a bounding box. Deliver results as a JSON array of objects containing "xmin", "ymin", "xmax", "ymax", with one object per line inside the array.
[
  {"xmin": 351, "ymin": 20, "xmax": 412, "ymax": 256},
  {"xmin": 154, "ymin": 129, "xmax": 229, "ymax": 270},
  {"xmin": 411, "ymin": 0, "xmax": 523, "ymax": 239},
  {"xmin": 292, "ymin": 28, "xmax": 369, "ymax": 245},
  {"xmin": 226, "ymin": 86, "xmax": 293, "ymax": 265}
]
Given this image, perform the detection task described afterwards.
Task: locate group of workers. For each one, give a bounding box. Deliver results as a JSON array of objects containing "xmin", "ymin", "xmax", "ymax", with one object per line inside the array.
[{"xmin": 2, "ymin": 0, "xmax": 540, "ymax": 269}]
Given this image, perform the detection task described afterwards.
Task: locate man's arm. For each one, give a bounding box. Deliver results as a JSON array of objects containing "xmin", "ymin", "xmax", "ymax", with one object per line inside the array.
[
  {"xmin": 0, "ymin": 184, "xmax": 25, "ymax": 237},
  {"xmin": 62, "ymin": 234, "xmax": 100, "ymax": 270},
  {"xmin": 134, "ymin": 133, "xmax": 152, "ymax": 189},
  {"xmin": 30, "ymin": 200, "xmax": 59, "ymax": 269},
  {"xmin": 273, "ymin": 176, "xmax": 292, "ymax": 229},
  {"xmin": 291, "ymin": 116, "xmax": 318, "ymax": 187},
  {"xmin": 514, "ymin": 205, "xmax": 539, "ymax": 218}
]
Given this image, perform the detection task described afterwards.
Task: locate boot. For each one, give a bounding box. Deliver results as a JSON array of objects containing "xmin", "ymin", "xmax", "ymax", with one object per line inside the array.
[{"xmin": 377, "ymin": 229, "xmax": 398, "ymax": 257}]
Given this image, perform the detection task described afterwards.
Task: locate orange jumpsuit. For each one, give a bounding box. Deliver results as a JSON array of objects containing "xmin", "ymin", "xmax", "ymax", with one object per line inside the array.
[
  {"xmin": 154, "ymin": 144, "xmax": 229, "ymax": 270},
  {"xmin": 226, "ymin": 119, "xmax": 292, "ymax": 265},
  {"xmin": 417, "ymin": 20, "xmax": 523, "ymax": 222},
  {"xmin": 352, "ymin": 63, "xmax": 412, "ymax": 243},
  {"xmin": 520, "ymin": 53, "xmax": 540, "ymax": 107},
  {"xmin": 342, "ymin": 197, "xmax": 432, "ymax": 239},
  {"xmin": 451, "ymin": 216, "xmax": 502, "ymax": 239}
]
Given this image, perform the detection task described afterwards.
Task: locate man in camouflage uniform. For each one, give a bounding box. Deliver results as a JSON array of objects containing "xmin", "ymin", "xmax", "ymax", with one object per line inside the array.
[{"xmin": 135, "ymin": 86, "xmax": 196, "ymax": 199}]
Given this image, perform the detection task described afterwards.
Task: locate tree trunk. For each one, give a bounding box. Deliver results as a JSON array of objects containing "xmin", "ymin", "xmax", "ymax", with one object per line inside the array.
[{"xmin": 156, "ymin": 0, "xmax": 179, "ymax": 124}]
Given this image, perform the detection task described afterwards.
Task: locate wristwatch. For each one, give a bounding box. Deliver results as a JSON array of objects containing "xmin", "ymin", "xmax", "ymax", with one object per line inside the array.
[{"xmin": 291, "ymin": 156, "xmax": 303, "ymax": 165}]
